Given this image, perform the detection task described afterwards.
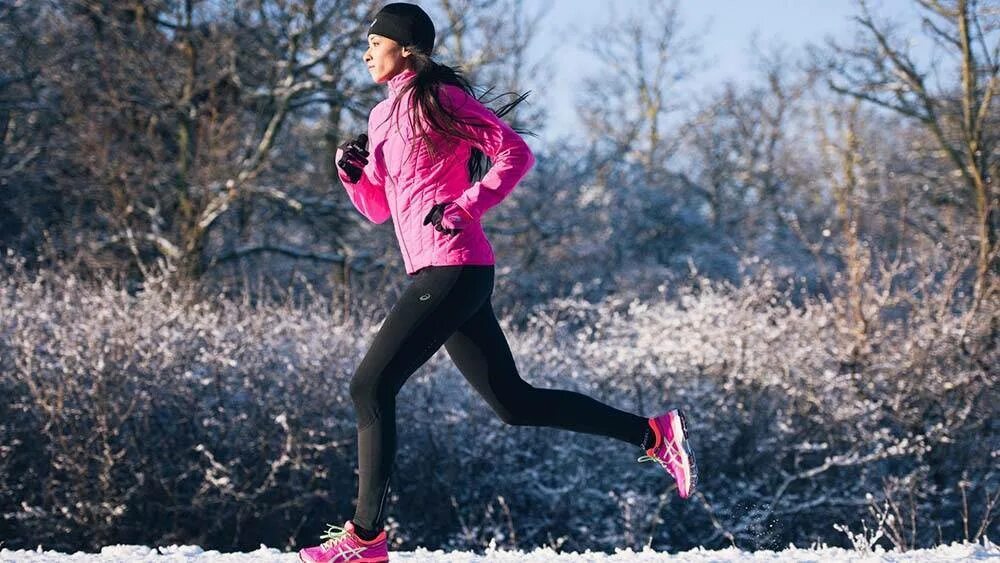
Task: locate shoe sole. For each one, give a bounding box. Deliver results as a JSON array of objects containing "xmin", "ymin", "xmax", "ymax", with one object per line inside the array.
[
  {"xmin": 673, "ymin": 409, "xmax": 698, "ymax": 497},
  {"xmin": 299, "ymin": 552, "xmax": 388, "ymax": 563}
]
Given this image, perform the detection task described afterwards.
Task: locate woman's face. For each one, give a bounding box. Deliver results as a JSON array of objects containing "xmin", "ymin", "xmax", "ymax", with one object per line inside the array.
[{"xmin": 364, "ymin": 34, "xmax": 411, "ymax": 83}]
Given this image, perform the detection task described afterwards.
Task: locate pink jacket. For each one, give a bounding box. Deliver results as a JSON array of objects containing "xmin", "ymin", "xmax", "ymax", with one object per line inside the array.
[{"xmin": 335, "ymin": 69, "xmax": 535, "ymax": 275}]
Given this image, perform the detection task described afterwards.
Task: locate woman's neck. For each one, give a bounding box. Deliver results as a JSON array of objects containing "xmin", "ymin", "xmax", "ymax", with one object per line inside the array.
[{"xmin": 387, "ymin": 68, "xmax": 417, "ymax": 97}]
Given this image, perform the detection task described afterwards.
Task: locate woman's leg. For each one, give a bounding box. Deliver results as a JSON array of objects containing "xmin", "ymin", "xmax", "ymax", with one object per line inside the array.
[
  {"xmin": 443, "ymin": 299, "xmax": 650, "ymax": 446},
  {"xmin": 348, "ymin": 266, "xmax": 492, "ymax": 533}
]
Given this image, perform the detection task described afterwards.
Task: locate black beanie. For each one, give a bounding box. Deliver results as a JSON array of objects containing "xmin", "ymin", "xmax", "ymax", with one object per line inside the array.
[{"xmin": 368, "ymin": 3, "xmax": 435, "ymax": 54}]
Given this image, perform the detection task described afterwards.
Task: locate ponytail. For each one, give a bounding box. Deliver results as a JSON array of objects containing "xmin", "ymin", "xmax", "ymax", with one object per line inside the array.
[{"xmin": 388, "ymin": 49, "xmax": 531, "ymax": 182}]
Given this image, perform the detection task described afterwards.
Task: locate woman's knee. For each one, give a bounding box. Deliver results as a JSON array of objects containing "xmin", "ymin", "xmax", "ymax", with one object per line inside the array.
[
  {"xmin": 349, "ymin": 368, "xmax": 381, "ymax": 408},
  {"xmin": 493, "ymin": 386, "xmax": 544, "ymax": 426},
  {"xmin": 350, "ymin": 369, "xmax": 392, "ymax": 429},
  {"xmin": 496, "ymin": 407, "xmax": 528, "ymax": 426}
]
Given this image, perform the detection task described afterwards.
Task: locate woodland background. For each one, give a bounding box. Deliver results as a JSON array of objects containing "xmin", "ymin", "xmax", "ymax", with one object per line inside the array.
[{"xmin": 0, "ymin": 0, "xmax": 997, "ymax": 555}]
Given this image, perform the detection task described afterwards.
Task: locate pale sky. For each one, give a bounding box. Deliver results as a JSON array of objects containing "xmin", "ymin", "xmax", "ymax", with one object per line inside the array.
[{"xmin": 527, "ymin": 0, "xmax": 929, "ymax": 140}]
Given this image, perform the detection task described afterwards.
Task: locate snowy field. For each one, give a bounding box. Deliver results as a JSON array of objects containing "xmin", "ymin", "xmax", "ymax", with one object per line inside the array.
[{"xmin": 1, "ymin": 540, "xmax": 997, "ymax": 562}]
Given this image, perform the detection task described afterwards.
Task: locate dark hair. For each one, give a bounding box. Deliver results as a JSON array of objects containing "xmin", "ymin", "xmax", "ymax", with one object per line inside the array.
[{"xmin": 387, "ymin": 48, "xmax": 531, "ymax": 182}]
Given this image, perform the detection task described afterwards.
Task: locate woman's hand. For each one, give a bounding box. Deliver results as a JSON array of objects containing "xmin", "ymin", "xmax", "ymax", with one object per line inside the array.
[
  {"xmin": 422, "ymin": 201, "xmax": 471, "ymax": 236},
  {"xmin": 337, "ymin": 133, "xmax": 369, "ymax": 183}
]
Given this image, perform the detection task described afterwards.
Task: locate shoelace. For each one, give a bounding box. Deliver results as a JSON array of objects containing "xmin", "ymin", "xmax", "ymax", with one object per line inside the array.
[
  {"xmin": 319, "ymin": 523, "xmax": 350, "ymax": 549},
  {"xmin": 637, "ymin": 443, "xmax": 683, "ymax": 478}
]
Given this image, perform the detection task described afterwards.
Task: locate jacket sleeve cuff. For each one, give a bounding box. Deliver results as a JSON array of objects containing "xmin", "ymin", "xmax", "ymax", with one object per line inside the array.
[
  {"xmin": 335, "ymin": 148, "xmax": 391, "ymax": 224},
  {"xmin": 449, "ymin": 198, "xmax": 478, "ymax": 223}
]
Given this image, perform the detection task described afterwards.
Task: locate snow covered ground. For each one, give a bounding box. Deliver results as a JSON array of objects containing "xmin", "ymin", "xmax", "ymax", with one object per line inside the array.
[{"xmin": 1, "ymin": 540, "xmax": 997, "ymax": 562}]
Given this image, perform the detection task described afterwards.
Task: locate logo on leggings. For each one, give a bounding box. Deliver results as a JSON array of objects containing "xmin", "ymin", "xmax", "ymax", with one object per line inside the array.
[{"xmin": 419, "ymin": 293, "xmax": 431, "ymax": 301}]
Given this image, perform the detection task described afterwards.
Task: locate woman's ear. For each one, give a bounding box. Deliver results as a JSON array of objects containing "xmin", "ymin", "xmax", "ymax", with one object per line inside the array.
[{"xmin": 400, "ymin": 46, "xmax": 412, "ymax": 58}]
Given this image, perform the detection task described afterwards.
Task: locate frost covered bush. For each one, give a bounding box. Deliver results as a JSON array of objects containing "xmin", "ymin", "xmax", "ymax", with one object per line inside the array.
[{"xmin": 0, "ymin": 251, "xmax": 995, "ymax": 554}]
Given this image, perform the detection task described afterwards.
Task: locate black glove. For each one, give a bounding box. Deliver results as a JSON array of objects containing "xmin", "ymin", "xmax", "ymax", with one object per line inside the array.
[
  {"xmin": 422, "ymin": 202, "xmax": 464, "ymax": 236},
  {"xmin": 337, "ymin": 133, "xmax": 369, "ymax": 183}
]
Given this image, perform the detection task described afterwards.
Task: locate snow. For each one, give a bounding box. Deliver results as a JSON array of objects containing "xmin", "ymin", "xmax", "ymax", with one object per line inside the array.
[{"xmin": 2, "ymin": 539, "xmax": 997, "ymax": 562}]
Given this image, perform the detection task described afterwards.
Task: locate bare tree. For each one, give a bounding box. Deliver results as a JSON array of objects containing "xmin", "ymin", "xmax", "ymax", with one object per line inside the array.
[
  {"xmin": 556, "ymin": 0, "xmax": 704, "ymax": 272},
  {"xmin": 2, "ymin": 0, "xmax": 383, "ymax": 285},
  {"xmin": 818, "ymin": 0, "xmax": 999, "ymax": 305},
  {"xmin": 1, "ymin": 0, "xmax": 545, "ymax": 291},
  {"xmin": 576, "ymin": 0, "xmax": 699, "ymax": 177},
  {"xmin": 681, "ymin": 44, "xmax": 810, "ymax": 249},
  {"xmin": 817, "ymin": 100, "xmax": 873, "ymax": 367},
  {"xmin": 0, "ymin": 2, "xmax": 61, "ymax": 249},
  {"xmin": 148, "ymin": 0, "xmax": 373, "ymax": 281}
]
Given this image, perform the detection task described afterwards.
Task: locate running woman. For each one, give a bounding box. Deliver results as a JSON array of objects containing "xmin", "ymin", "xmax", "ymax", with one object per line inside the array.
[{"xmin": 298, "ymin": 4, "xmax": 697, "ymax": 562}]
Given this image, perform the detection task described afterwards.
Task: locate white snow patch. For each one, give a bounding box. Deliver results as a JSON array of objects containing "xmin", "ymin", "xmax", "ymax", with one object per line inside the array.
[{"xmin": 1, "ymin": 539, "xmax": 997, "ymax": 562}]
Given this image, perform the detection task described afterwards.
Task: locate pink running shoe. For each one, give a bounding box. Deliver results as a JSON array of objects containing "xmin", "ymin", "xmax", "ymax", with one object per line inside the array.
[
  {"xmin": 638, "ymin": 409, "xmax": 698, "ymax": 499},
  {"xmin": 298, "ymin": 520, "xmax": 389, "ymax": 563}
]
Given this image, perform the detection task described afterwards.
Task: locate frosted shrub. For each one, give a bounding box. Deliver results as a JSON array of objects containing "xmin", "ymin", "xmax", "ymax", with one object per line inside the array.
[{"xmin": 0, "ymin": 252, "xmax": 994, "ymax": 554}]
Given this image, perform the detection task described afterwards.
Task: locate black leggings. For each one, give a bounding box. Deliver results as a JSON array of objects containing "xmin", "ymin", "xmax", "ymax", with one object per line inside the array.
[{"xmin": 348, "ymin": 265, "xmax": 649, "ymax": 531}]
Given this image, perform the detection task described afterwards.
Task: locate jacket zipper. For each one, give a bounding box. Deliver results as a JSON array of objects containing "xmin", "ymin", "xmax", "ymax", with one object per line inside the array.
[{"xmin": 391, "ymin": 174, "xmax": 413, "ymax": 269}]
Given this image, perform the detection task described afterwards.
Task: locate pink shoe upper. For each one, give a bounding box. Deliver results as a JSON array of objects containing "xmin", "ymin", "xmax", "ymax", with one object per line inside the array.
[
  {"xmin": 298, "ymin": 520, "xmax": 388, "ymax": 563},
  {"xmin": 640, "ymin": 409, "xmax": 698, "ymax": 499}
]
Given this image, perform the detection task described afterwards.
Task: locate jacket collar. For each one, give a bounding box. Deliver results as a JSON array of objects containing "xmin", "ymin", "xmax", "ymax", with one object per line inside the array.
[{"xmin": 387, "ymin": 68, "xmax": 417, "ymax": 98}]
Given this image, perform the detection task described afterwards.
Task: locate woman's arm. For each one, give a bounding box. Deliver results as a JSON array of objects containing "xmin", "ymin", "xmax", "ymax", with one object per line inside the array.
[
  {"xmin": 336, "ymin": 117, "xmax": 391, "ymax": 224},
  {"xmin": 440, "ymin": 85, "xmax": 535, "ymax": 223}
]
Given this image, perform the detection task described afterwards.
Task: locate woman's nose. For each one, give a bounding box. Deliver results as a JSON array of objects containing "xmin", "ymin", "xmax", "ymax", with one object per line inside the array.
[{"xmin": 363, "ymin": 49, "xmax": 372, "ymax": 63}]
